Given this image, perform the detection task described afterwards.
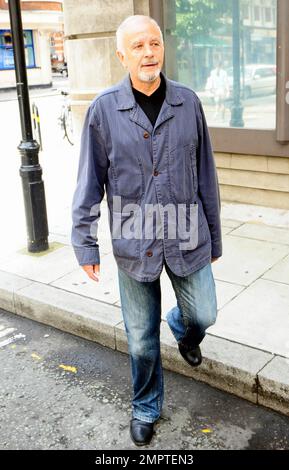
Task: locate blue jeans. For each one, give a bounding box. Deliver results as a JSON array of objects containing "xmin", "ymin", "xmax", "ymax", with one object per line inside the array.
[{"xmin": 117, "ymin": 261, "xmax": 217, "ymax": 423}]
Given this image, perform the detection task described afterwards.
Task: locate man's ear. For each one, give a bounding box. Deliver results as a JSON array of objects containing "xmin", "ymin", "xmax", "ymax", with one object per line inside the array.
[{"xmin": 116, "ymin": 50, "xmax": 126, "ymax": 68}]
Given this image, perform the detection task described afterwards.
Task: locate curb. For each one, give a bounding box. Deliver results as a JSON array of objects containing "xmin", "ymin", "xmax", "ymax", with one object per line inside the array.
[{"xmin": 0, "ymin": 269, "xmax": 288, "ymax": 417}]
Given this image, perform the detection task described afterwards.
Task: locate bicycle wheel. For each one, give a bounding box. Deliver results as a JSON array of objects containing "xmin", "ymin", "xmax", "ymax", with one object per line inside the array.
[
  {"xmin": 58, "ymin": 106, "xmax": 66, "ymax": 139},
  {"xmin": 63, "ymin": 105, "xmax": 74, "ymax": 145}
]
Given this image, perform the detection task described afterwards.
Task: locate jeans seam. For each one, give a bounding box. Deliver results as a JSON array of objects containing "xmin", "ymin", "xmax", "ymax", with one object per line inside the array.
[
  {"xmin": 174, "ymin": 285, "xmax": 190, "ymax": 329},
  {"xmin": 157, "ymin": 354, "xmax": 164, "ymax": 412},
  {"xmin": 165, "ymin": 268, "xmax": 190, "ymax": 328}
]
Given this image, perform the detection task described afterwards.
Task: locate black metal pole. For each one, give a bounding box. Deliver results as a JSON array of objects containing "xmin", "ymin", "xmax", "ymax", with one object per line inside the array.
[
  {"xmin": 230, "ymin": 0, "xmax": 244, "ymax": 127},
  {"xmin": 8, "ymin": 0, "xmax": 49, "ymax": 252}
]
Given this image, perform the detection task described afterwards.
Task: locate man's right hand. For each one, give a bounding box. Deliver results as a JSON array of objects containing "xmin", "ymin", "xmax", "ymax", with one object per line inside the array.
[{"xmin": 82, "ymin": 264, "xmax": 100, "ymax": 282}]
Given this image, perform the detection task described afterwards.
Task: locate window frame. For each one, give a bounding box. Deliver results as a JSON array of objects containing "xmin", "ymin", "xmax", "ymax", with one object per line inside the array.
[
  {"xmin": 150, "ymin": 0, "xmax": 289, "ymax": 157},
  {"xmin": 0, "ymin": 29, "xmax": 36, "ymax": 70}
]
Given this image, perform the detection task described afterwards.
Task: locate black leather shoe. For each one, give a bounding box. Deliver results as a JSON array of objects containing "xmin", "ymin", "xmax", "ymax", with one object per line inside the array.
[
  {"xmin": 178, "ymin": 343, "xmax": 202, "ymax": 367},
  {"xmin": 130, "ymin": 418, "xmax": 154, "ymax": 446}
]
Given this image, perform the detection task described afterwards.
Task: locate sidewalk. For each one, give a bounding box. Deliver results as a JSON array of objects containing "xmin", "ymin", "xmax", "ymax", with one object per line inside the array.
[{"xmin": 0, "ymin": 199, "xmax": 288, "ymax": 417}]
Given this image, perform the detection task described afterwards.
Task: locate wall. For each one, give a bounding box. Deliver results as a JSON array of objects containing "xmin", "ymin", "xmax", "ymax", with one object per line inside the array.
[
  {"xmin": 216, "ymin": 152, "xmax": 289, "ymax": 210},
  {"xmin": 63, "ymin": 0, "xmax": 150, "ymax": 136}
]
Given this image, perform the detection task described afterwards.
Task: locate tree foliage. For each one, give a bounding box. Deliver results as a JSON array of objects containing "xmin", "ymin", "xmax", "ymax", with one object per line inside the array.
[{"xmin": 175, "ymin": 0, "xmax": 232, "ymax": 38}]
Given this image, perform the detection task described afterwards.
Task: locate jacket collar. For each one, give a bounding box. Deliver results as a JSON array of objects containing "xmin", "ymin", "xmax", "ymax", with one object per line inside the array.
[{"xmin": 116, "ymin": 71, "xmax": 184, "ymax": 110}]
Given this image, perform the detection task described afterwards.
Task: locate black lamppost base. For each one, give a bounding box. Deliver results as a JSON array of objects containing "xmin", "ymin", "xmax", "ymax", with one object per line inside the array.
[
  {"xmin": 18, "ymin": 139, "xmax": 49, "ymax": 253},
  {"xmin": 27, "ymin": 238, "xmax": 49, "ymax": 253},
  {"xmin": 8, "ymin": 0, "xmax": 49, "ymax": 254}
]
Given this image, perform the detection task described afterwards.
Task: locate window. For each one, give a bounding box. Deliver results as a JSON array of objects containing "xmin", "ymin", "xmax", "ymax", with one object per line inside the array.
[
  {"xmin": 163, "ymin": 0, "xmax": 276, "ymax": 130},
  {"xmin": 0, "ymin": 29, "xmax": 36, "ymax": 70},
  {"xmin": 265, "ymin": 7, "xmax": 272, "ymax": 22},
  {"xmin": 254, "ymin": 5, "xmax": 261, "ymax": 21},
  {"xmin": 243, "ymin": 3, "xmax": 249, "ymax": 20},
  {"xmin": 272, "ymin": 7, "xmax": 276, "ymax": 24}
]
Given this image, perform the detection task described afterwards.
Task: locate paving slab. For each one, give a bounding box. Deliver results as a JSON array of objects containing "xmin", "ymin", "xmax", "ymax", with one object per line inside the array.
[
  {"xmin": 0, "ymin": 244, "xmax": 76, "ymax": 284},
  {"xmin": 210, "ymin": 278, "xmax": 289, "ymax": 358},
  {"xmin": 221, "ymin": 203, "xmax": 289, "ymax": 229},
  {"xmin": 262, "ymin": 254, "xmax": 289, "ymax": 285},
  {"xmin": 51, "ymin": 252, "xmax": 120, "ymax": 304},
  {"xmin": 230, "ymin": 222, "xmax": 289, "ymax": 245},
  {"xmin": 213, "ymin": 235, "xmax": 289, "ymax": 286},
  {"xmin": 221, "ymin": 218, "xmax": 243, "ymax": 229}
]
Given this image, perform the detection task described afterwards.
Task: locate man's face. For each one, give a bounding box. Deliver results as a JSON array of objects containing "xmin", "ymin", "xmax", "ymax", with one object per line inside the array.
[{"xmin": 117, "ymin": 20, "xmax": 164, "ymax": 84}]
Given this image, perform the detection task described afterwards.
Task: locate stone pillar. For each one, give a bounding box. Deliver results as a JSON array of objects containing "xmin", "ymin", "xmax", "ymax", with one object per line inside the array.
[
  {"xmin": 38, "ymin": 30, "xmax": 53, "ymax": 86},
  {"xmin": 62, "ymin": 0, "xmax": 151, "ymax": 138},
  {"xmin": 163, "ymin": 0, "xmax": 178, "ymax": 81}
]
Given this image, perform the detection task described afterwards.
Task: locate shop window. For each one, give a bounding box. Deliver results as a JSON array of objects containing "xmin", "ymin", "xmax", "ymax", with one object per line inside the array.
[
  {"xmin": 163, "ymin": 0, "xmax": 277, "ymax": 130},
  {"xmin": 0, "ymin": 29, "xmax": 36, "ymax": 70}
]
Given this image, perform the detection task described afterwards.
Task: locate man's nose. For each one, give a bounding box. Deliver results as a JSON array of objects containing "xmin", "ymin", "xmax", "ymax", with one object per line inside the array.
[{"xmin": 144, "ymin": 45, "xmax": 153, "ymax": 57}]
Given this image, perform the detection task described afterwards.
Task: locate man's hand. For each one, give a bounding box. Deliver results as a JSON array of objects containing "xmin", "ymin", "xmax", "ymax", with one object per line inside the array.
[
  {"xmin": 82, "ymin": 264, "xmax": 100, "ymax": 282},
  {"xmin": 211, "ymin": 257, "xmax": 219, "ymax": 264}
]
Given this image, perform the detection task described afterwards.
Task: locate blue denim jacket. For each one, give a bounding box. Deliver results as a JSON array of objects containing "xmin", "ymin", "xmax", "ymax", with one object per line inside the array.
[{"xmin": 71, "ymin": 72, "xmax": 222, "ymax": 282}]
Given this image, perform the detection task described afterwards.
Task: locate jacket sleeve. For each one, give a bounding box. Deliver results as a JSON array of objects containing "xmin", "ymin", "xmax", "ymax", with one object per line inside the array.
[
  {"xmin": 196, "ymin": 97, "xmax": 222, "ymax": 258},
  {"xmin": 71, "ymin": 102, "xmax": 108, "ymax": 266}
]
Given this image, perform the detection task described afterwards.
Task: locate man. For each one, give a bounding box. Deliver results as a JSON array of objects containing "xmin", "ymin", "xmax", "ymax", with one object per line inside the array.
[{"xmin": 71, "ymin": 15, "xmax": 222, "ymax": 447}]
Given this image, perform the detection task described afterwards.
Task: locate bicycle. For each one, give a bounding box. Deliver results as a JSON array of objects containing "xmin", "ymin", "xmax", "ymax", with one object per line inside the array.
[{"xmin": 58, "ymin": 90, "xmax": 74, "ymax": 145}]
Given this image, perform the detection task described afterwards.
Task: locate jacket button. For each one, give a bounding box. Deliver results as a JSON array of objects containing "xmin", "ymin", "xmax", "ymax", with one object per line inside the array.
[
  {"xmin": 153, "ymin": 170, "xmax": 159, "ymax": 176},
  {"xmin": 146, "ymin": 251, "xmax": 153, "ymax": 257},
  {"xmin": 143, "ymin": 132, "xmax": 150, "ymax": 139}
]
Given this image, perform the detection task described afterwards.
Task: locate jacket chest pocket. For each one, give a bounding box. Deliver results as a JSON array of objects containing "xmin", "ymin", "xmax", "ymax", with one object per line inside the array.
[
  {"xmin": 169, "ymin": 143, "xmax": 197, "ymax": 203},
  {"xmin": 113, "ymin": 153, "xmax": 145, "ymax": 200}
]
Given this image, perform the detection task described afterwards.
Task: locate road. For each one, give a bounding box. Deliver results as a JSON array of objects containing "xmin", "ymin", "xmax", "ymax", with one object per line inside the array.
[{"xmin": 0, "ymin": 308, "xmax": 289, "ymax": 450}]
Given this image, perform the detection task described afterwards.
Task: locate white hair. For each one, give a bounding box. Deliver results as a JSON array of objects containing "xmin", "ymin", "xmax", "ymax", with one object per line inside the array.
[{"xmin": 116, "ymin": 15, "xmax": 163, "ymax": 54}]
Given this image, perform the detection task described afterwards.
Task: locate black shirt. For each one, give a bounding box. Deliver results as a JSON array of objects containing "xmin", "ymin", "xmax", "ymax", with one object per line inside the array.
[{"xmin": 132, "ymin": 74, "xmax": 166, "ymax": 127}]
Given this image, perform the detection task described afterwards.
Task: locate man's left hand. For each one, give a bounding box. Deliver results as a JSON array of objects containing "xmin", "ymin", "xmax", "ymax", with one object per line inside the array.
[{"xmin": 211, "ymin": 257, "xmax": 219, "ymax": 263}]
